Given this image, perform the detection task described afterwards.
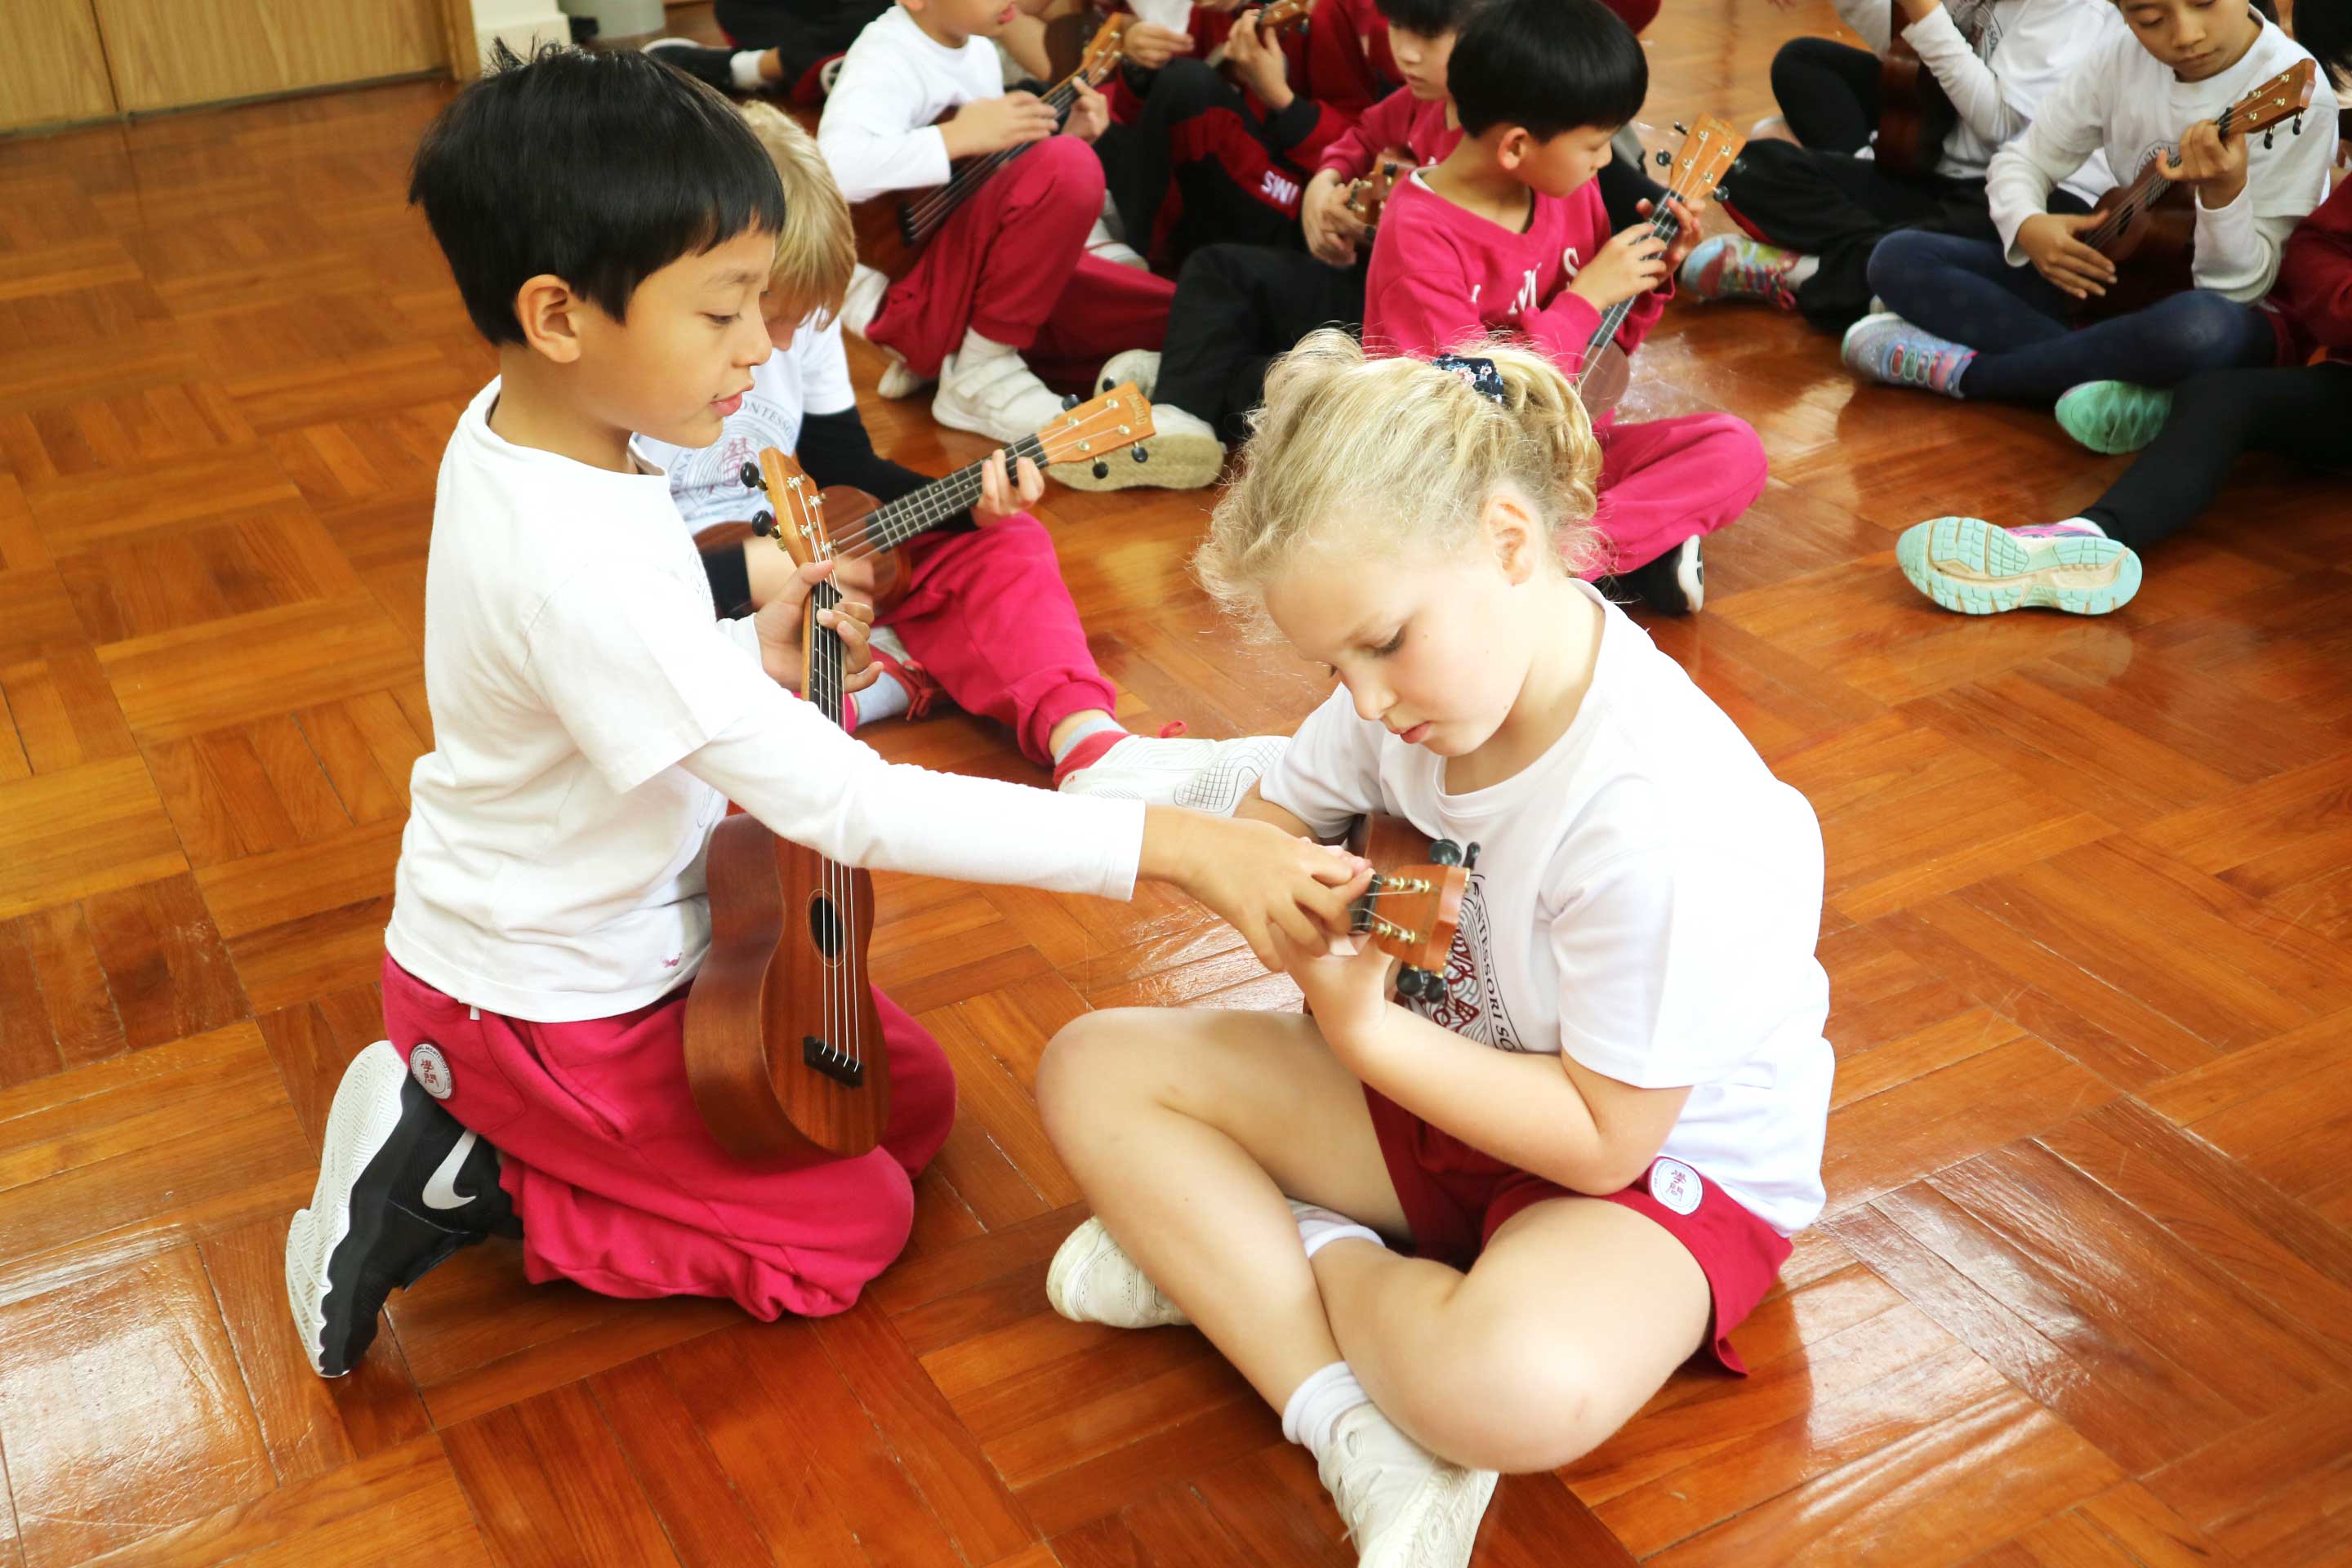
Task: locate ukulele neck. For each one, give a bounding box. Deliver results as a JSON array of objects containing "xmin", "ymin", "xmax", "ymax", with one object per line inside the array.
[
  {"xmin": 808, "ymin": 579, "xmax": 852, "ymax": 729},
  {"xmin": 852, "ymin": 431, "xmax": 1054, "ymax": 558},
  {"xmin": 1580, "ymin": 203, "xmax": 1683, "ymax": 385}
]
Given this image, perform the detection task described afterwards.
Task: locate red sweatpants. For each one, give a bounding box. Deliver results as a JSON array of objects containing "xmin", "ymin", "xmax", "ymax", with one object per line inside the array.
[
  {"xmin": 1588, "ymin": 412, "xmax": 1769, "ymax": 575},
  {"xmin": 867, "ymin": 135, "xmax": 1176, "ymax": 388},
  {"xmin": 379, "ymin": 955, "xmax": 956, "ymax": 1319},
  {"xmin": 882, "ymin": 515, "xmax": 1117, "ymax": 765}
]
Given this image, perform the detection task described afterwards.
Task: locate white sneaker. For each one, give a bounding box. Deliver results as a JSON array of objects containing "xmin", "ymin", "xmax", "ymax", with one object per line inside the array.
[
  {"xmin": 931, "ymin": 350, "xmax": 1070, "ymax": 443},
  {"xmin": 1097, "ymin": 348, "xmax": 1161, "ymax": 399},
  {"xmin": 1059, "ymin": 732, "xmax": 1286, "ymax": 815},
  {"xmin": 1045, "ymin": 1215, "xmax": 1190, "ymax": 1328},
  {"xmin": 1087, "ymin": 217, "xmax": 1151, "ymax": 271},
  {"xmin": 839, "ymin": 264, "xmax": 926, "ymax": 400},
  {"xmin": 1321, "ymin": 1405, "xmax": 1499, "ymax": 1568},
  {"xmin": 1051, "ymin": 401, "xmax": 1224, "ymax": 492}
]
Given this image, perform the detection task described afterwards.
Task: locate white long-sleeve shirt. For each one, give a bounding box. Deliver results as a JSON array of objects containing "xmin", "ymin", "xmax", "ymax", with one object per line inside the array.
[
  {"xmin": 817, "ymin": 7, "xmax": 1004, "ymax": 204},
  {"xmin": 386, "ymin": 380, "xmax": 1143, "ymax": 1022},
  {"xmin": 1900, "ymin": 0, "xmax": 2119, "ymax": 196},
  {"xmin": 1985, "ymin": 15, "xmax": 2338, "ymax": 301}
]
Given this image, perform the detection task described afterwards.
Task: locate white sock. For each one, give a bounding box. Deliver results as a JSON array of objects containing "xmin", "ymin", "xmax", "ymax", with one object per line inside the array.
[
  {"xmin": 852, "ymin": 672, "xmax": 912, "ymax": 728},
  {"xmin": 958, "ymin": 327, "xmax": 1018, "ymax": 370},
  {"xmin": 1282, "ymin": 1361, "xmax": 1373, "ymax": 1463},
  {"xmin": 1294, "ymin": 1201, "xmax": 1383, "ymax": 1259},
  {"xmin": 728, "ymin": 50, "xmax": 767, "ymax": 90},
  {"xmin": 1785, "ymin": 254, "xmax": 1821, "ymax": 287},
  {"xmin": 2056, "ymin": 515, "xmax": 2107, "ymax": 537},
  {"xmin": 1049, "ymin": 711, "xmax": 1126, "ymax": 763}
]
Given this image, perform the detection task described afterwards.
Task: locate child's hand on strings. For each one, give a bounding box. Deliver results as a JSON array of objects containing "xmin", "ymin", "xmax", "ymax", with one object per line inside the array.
[
  {"xmin": 1637, "ymin": 193, "xmax": 1705, "ymax": 274},
  {"xmin": 1566, "ymin": 220, "xmax": 1672, "ymax": 311},
  {"xmin": 753, "ymin": 559, "xmax": 880, "ymax": 696},
  {"xmin": 1120, "ymin": 20, "xmax": 1195, "ymax": 69},
  {"xmin": 2162, "ymin": 118, "xmax": 2250, "ymax": 210},
  {"xmin": 1303, "ymin": 170, "xmax": 1367, "ymax": 265},
  {"xmin": 1067, "ymin": 80, "xmax": 1111, "ymax": 143},
  {"xmin": 1271, "ymin": 923, "xmax": 1396, "ymax": 1056},
  {"xmin": 1223, "ymin": 10, "xmax": 1294, "ymax": 109},
  {"xmin": 947, "ymin": 91, "xmax": 1060, "ymax": 158},
  {"xmin": 973, "ymin": 448, "xmax": 1045, "ymax": 525},
  {"xmin": 2017, "ymin": 211, "xmax": 2117, "ymax": 300},
  {"xmin": 1143, "ymin": 812, "xmax": 1370, "ymax": 973}
]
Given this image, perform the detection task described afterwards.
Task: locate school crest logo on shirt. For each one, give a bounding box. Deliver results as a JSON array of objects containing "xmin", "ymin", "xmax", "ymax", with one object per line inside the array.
[{"xmin": 1402, "ymin": 871, "xmax": 1526, "ymax": 1051}]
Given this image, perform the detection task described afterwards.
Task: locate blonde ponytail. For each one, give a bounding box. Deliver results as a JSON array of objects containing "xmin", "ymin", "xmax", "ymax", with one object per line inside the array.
[{"xmin": 1196, "ymin": 331, "xmax": 1606, "ymax": 633}]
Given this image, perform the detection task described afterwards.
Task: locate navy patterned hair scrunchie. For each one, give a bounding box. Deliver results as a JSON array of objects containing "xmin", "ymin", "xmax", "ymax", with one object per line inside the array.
[{"xmin": 1429, "ymin": 353, "xmax": 1508, "ymax": 404}]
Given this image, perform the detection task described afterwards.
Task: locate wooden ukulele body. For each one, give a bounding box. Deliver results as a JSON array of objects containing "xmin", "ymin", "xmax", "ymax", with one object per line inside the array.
[
  {"xmin": 2074, "ymin": 180, "xmax": 2197, "ymax": 323},
  {"xmin": 1875, "ymin": 32, "xmax": 1958, "ymax": 181},
  {"xmin": 686, "ymin": 812, "xmax": 891, "ymax": 1161},
  {"xmin": 850, "ymin": 109, "xmax": 961, "ymax": 285}
]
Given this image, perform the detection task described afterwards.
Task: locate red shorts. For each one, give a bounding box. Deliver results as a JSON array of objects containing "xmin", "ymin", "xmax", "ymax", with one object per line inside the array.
[{"xmin": 1364, "ymin": 1085, "xmax": 1792, "ymax": 1374}]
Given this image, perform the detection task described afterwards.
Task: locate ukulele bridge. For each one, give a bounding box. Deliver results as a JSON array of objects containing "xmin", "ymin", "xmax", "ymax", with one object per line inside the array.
[{"xmin": 802, "ymin": 1036, "xmax": 866, "ymax": 1088}]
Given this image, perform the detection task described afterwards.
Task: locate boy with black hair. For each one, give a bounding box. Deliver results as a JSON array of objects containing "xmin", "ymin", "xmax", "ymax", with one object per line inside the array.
[
  {"xmin": 1060, "ymin": 0, "xmax": 1480, "ymax": 492},
  {"xmin": 1362, "ymin": 0, "xmax": 1766, "ymax": 615},
  {"xmin": 283, "ymin": 43, "xmax": 1370, "ymax": 1381}
]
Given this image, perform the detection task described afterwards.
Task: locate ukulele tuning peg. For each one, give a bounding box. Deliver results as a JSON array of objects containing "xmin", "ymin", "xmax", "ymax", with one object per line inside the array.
[
  {"xmin": 1655, "ymin": 149, "xmax": 1671, "ymax": 167},
  {"xmin": 1130, "ymin": 442, "xmax": 1149, "ymax": 463},
  {"xmin": 751, "ymin": 509, "xmax": 776, "ymax": 537},
  {"xmin": 1092, "ymin": 459, "xmax": 1110, "ymax": 479},
  {"xmin": 1396, "ymin": 967, "xmax": 1430, "ymax": 1000},
  {"xmin": 1462, "ymin": 840, "xmax": 1481, "ymax": 871},
  {"xmin": 2264, "ymin": 128, "xmax": 2275, "ymax": 149},
  {"xmin": 739, "ymin": 461, "xmax": 765, "ymax": 491},
  {"xmin": 1713, "ymin": 185, "xmax": 1730, "ymax": 203},
  {"xmin": 1673, "ymin": 121, "xmax": 1688, "ymax": 136},
  {"xmin": 1061, "ymin": 393, "xmax": 1082, "ymax": 411},
  {"xmin": 1428, "ymin": 836, "xmax": 1463, "ymax": 867}
]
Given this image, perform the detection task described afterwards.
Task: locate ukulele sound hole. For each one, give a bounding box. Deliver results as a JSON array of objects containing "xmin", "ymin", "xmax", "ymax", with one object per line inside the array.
[{"xmin": 807, "ymin": 896, "xmax": 844, "ymax": 960}]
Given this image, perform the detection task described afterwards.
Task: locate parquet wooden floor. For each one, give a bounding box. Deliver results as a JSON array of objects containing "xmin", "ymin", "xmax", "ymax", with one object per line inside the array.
[{"xmin": 2, "ymin": 3, "xmax": 2348, "ymax": 1564}]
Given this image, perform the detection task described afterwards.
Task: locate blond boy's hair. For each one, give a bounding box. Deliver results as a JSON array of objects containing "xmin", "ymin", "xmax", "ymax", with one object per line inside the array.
[
  {"xmin": 737, "ymin": 101, "xmax": 855, "ymax": 324},
  {"xmin": 1196, "ymin": 330, "xmax": 1606, "ymax": 634}
]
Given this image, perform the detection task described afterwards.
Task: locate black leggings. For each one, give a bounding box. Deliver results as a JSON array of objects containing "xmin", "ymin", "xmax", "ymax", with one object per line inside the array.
[
  {"xmin": 1771, "ymin": 37, "xmax": 1882, "ymax": 154},
  {"xmin": 2084, "ymin": 362, "xmax": 2351, "ymax": 554},
  {"xmin": 712, "ymin": 0, "xmax": 885, "ymax": 81},
  {"xmin": 1158, "ymin": 243, "xmax": 1366, "ymax": 441}
]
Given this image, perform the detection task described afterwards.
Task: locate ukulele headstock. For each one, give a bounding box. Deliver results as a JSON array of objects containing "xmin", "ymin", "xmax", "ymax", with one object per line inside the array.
[
  {"xmin": 1653, "ymin": 116, "xmax": 1744, "ymax": 211},
  {"xmin": 1079, "ymin": 15, "xmax": 1128, "ymax": 83},
  {"xmin": 1251, "ymin": 0, "xmax": 1313, "ymax": 35},
  {"xmin": 746, "ymin": 448, "xmax": 833, "ymax": 568},
  {"xmin": 1035, "ymin": 384, "xmax": 1159, "ymax": 474},
  {"xmin": 1353, "ymin": 859, "xmax": 1468, "ymax": 976},
  {"xmin": 1346, "ymin": 149, "xmax": 1412, "ymax": 222},
  {"xmin": 2227, "ymin": 58, "xmax": 2318, "ymax": 143}
]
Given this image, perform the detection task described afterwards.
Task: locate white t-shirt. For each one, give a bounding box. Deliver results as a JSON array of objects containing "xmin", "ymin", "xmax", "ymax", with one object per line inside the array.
[
  {"xmin": 1903, "ymin": 0, "xmax": 2119, "ymax": 197},
  {"xmin": 387, "ymin": 381, "xmax": 1142, "ymax": 1022},
  {"xmin": 634, "ymin": 315, "xmax": 856, "ymax": 536},
  {"xmin": 1987, "ymin": 14, "xmax": 2339, "ymax": 301},
  {"xmin": 1258, "ymin": 585, "xmax": 1834, "ymax": 1236},
  {"xmin": 818, "ymin": 7, "xmax": 1005, "ymax": 204}
]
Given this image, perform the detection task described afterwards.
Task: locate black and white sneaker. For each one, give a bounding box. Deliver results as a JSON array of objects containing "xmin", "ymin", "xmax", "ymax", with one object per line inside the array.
[
  {"xmin": 1604, "ymin": 536, "xmax": 1704, "ymax": 616},
  {"xmin": 643, "ymin": 38, "xmax": 741, "ymax": 92},
  {"xmin": 284, "ymin": 1040, "xmax": 518, "ymax": 1378}
]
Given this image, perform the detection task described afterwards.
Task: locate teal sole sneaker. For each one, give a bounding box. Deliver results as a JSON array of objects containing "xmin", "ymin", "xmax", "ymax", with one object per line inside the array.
[
  {"xmin": 2054, "ymin": 381, "xmax": 2174, "ymax": 455},
  {"xmin": 1896, "ymin": 516, "xmax": 2144, "ymax": 616}
]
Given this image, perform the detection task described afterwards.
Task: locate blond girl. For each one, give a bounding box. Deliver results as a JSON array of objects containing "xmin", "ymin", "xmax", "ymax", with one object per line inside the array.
[{"xmin": 1036, "ymin": 334, "xmax": 1834, "ymax": 1568}]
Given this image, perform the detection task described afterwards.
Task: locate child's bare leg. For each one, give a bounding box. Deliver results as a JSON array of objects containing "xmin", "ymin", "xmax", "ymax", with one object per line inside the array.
[
  {"xmin": 1308, "ymin": 1197, "xmax": 1712, "ymax": 1472},
  {"xmin": 1036, "ymin": 1006, "xmax": 1408, "ymax": 1408}
]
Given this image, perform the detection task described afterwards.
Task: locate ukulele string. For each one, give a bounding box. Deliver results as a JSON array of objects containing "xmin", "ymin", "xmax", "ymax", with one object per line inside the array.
[
  {"xmin": 1580, "ymin": 171, "xmax": 1693, "ymax": 387},
  {"xmin": 828, "ymin": 434, "xmax": 1055, "ymax": 560},
  {"xmin": 2083, "ymin": 101, "xmax": 2240, "ymax": 252}
]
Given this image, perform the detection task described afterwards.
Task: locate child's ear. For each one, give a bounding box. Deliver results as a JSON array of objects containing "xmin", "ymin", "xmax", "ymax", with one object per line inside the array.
[
  {"xmin": 1494, "ymin": 126, "xmax": 1532, "ymax": 173},
  {"xmin": 513, "ymin": 274, "xmax": 586, "ymax": 365},
  {"xmin": 1482, "ymin": 491, "xmax": 1543, "ymax": 583}
]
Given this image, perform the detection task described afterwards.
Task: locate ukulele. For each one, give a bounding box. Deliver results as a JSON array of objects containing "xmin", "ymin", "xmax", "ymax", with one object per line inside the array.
[
  {"xmin": 1207, "ymin": 0, "xmax": 1314, "ymax": 85},
  {"xmin": 1873, "ymin": 0, "xmax": 1991, "ymax": 180},
  {"xmin": 725, "ymin": 385, "xmax": 1155, "ymax": 617},
  {"xmin": 853, "ymin": 16, "xmax": 1129, "ymax": 283},
  {"xmin": 686, "ymin": 448, "xmax": 889, "ymax": 1161},
  {"xmin": 1575, "ymin": 117, "xmax": 1743, "ymax": 419},
  {"xmin": 1338, "ymin": 816, "xmax": 1474, "ymax": 1004},
  {"xmin": 2072, "ymin": 59, "xmax": 2317, "ymax": 323},
  {"xmin": 1343, "ymin": 148, "xmax": 1414, "ymax": 231}
]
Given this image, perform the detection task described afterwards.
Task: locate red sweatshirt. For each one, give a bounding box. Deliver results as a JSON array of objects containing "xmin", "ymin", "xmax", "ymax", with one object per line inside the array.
[
  {"xmin": 1111, "ymin": 0, "xmax": 1396, "ymax": 165},
  {"xmin": 1361, "ymin": 172, "xmax": 1670, "ymax": 376},
  {"xmin": 2274, "ymin": 175, "xmax": 2352, "ymax": 364},
  {"xmin": 1316, "ymin": 86, "xmax": 1459, "ymax": 181}
]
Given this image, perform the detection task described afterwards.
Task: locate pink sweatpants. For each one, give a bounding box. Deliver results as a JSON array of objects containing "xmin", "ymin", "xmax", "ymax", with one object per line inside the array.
[
  {"xmin": 379, "ymin": 954, "xmax": 956, "ymax": 1319},
  {"xmin": 1588, "ymin": 412, "xmax": 1770, "ymax": 575},
  {"xmin": 883, "ymin": 515, "xmax": 1117, "ymax": 766},
  {"xmin": 868, "ymin": 135, "xmax": 1176, "ymax": 387}
]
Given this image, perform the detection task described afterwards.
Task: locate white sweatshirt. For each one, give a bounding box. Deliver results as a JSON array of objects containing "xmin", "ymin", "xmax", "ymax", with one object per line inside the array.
[{"xmin": 1985, "ymin": 13, "xmax": 2338, "ymax": 301}]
